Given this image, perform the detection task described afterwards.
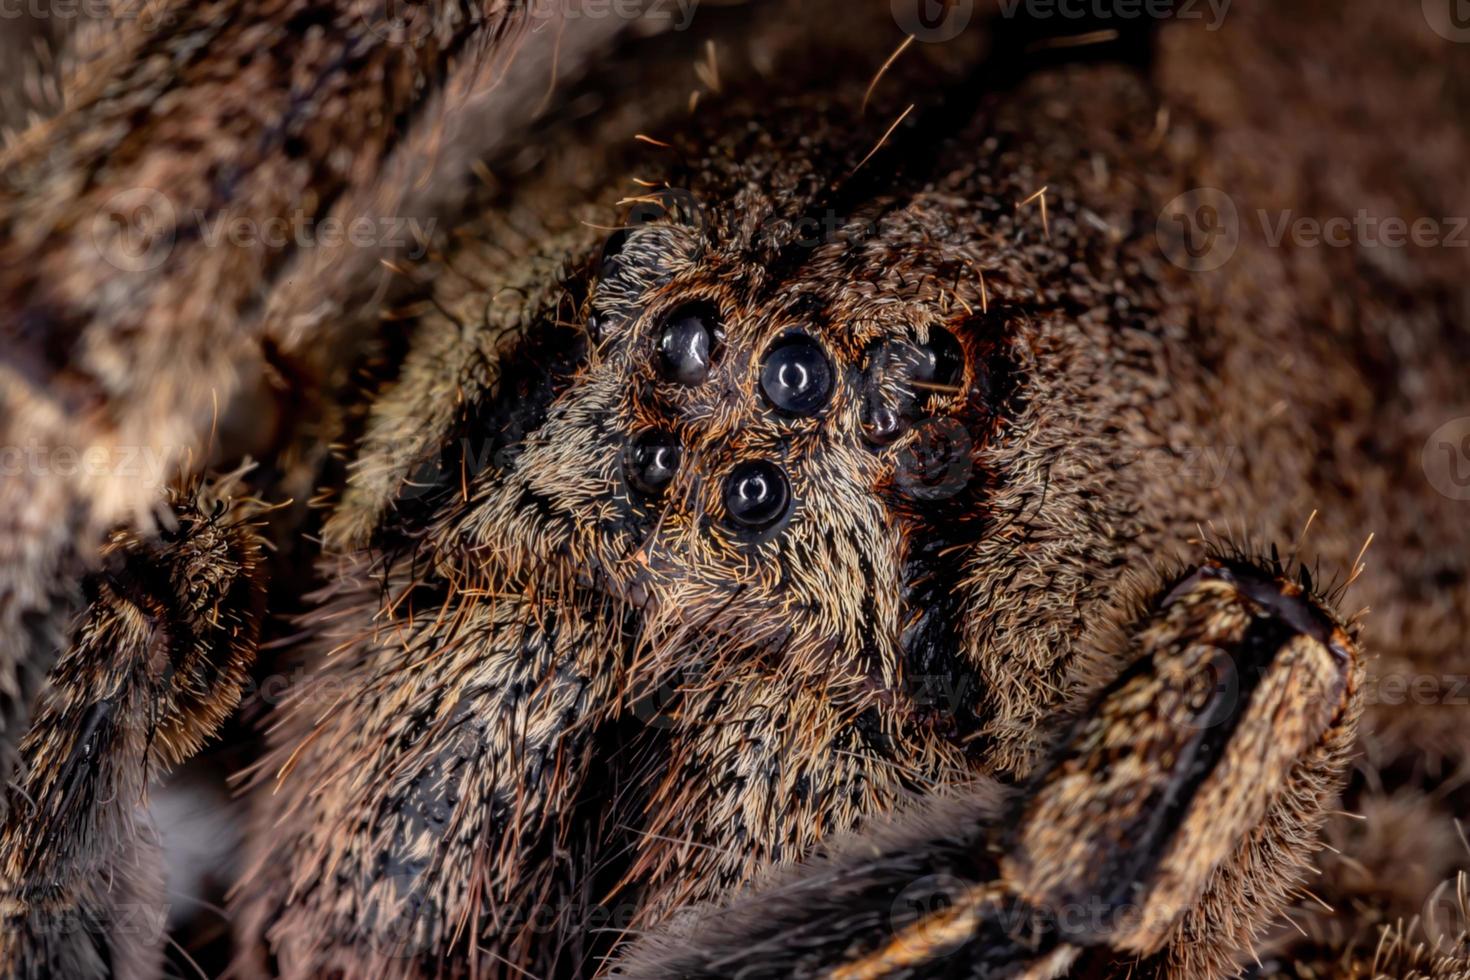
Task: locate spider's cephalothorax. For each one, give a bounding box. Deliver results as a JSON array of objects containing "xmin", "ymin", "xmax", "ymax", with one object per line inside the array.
[
  {"xmin": 466, "ymin": 216, "xmax": 1009, "ymax": 715},
  {"xmin": 229, "ymin": 41, "xmax": 1190, "ymax": 975}
]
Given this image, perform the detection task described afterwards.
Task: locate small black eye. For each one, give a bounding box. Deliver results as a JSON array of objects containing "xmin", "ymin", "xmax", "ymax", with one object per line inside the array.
[
  {"xmin": 760, "ymin": 334, "xmax": 833, "ymax": 415},
  {"xmin": 656, "ymin": 303, "xmax": 720, "ymax": 386},
  {"xmin": 861, "ymin": 399, "xmax": 908, "ymax": 446},
  {"xmin": 913, "ymin": 326, "xmax": 964, "ymax": 390},
  {"xmin": 624, "ymin": 430, "xmax": 682, "ymax": 496},
  {"xmin": 722, "ymin": 460, "xmax": 790, "ymax": 531},
  {"xmin": 860, "ymin": 339, "xmax": 918, "ymax": 449}
]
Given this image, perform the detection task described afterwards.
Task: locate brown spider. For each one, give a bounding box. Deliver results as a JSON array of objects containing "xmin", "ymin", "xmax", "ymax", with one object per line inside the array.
[{"xmin": 1, "ymin": 1, "xmax": 1468, "ymax": 978}]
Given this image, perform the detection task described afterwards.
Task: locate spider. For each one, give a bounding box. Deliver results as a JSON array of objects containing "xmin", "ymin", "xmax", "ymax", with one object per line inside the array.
[{"xmin": 1, "ymin": 1, "xmax": 1467, "ymax": 978}]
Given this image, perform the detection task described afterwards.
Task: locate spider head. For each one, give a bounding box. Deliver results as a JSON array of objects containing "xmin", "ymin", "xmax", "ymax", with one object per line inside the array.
[{"xmin": 462, "ymin": 200, "xmax": 1011, "ymax": 713}]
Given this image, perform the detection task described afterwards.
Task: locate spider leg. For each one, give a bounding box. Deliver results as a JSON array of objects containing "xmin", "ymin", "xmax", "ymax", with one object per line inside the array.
[
  {"xmin": 0, "ymin": 478, "xmax": 266, "ymax": 979},
  {"xmin": 0, "ymin": 0, "xmax": 638, "ymax": 802},
  {"xmin": 231, "ymin": 546, "xmax": 633, "ymax": 979},
  {"xmin": 230, "ymin": 219, "xmax": 634, "ymax": 978}
]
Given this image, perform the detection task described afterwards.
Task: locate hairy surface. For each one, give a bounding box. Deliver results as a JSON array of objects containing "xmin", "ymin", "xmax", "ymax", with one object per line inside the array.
[
  {"xmin": 0, "ymin": 478, "xmax": 265, "ymax": 978},
  {"xmin": 0, "ymin": 1, "xmax": 1467, "ymax": 979}
]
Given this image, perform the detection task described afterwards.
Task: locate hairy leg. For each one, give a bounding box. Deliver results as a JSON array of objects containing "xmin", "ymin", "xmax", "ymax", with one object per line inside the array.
[
  {"xmin": 616, "ymin": 556, "xmax": 1365, "ymax": 979},
  {"xmin": 0, "ymin": 479, "xmax": 265, "ymax": 978}
]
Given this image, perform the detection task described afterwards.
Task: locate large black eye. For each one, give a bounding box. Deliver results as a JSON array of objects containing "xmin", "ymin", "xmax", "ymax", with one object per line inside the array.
[
  {"xmin": 624, "ymin": 430, "xmax": 682, "ymax": 496},
  {"xmin": 760, "ymin": 334, "xmax": 833, "ymax": 415},
  {"xmin": 912, "ymin": 326, "xmax": 964, "ymax": 391},
  {"xmin": 722, "ymin": 460, "xmax": 790, "ymax": 531},
  {"xmin": 656, "ymin": 303, "xmax": 719, "ymax": 386}
]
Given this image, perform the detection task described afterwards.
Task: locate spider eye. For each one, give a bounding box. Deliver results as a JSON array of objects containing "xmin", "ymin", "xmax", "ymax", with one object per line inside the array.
[
  {"xmin": 913, "ymin": 326, "xmax": 964, "ymax": 390},
  {"xmin": 861, "ymin": 400, "xmax": 908, "ymax": 446},
  {"xmin": 656, "ymin": 303, "xmax": 720, "ymax": 386},
  {"xmin": 624, "ymin": 430, "xmax": 682, "ymax": 496},
  {"xmin": 760, "ymin": 334, "xmax": 833, "ymax": 415},
  {"xmin": 722, "ymin": 460, "xmax": 790, "ymax": 530}
]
